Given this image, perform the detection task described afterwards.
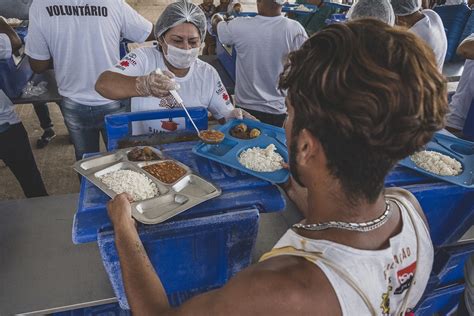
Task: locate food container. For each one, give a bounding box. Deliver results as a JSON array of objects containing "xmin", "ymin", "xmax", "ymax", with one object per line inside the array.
[
  {"xmin": 193, "ymin": 119, "xmax": 289, "ymax": 183},
  {"xmin": 398, "ymin": 133, "xmax": 474, "ymax": 188},
  {"xmin": 74, "ymin": 146, "xmax": 221, "ymax": 224}
]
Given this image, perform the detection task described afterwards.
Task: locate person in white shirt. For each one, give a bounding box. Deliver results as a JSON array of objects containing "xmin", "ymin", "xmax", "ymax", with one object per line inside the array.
[
  {"xmin": 446, "ymin": 34, "xmax": 474, "ymax": 135},
  {"xmin": 391, "ymin": 0, "xmax": 447, "ymax": 70},
  {"xmin": 347, "ymin": 0, "xmax": 395, "ymax": 26},
  {"xmin": 25, "ymin": 0, "xmax": 153, "ymax": 160},
  {"xmin": 96, "ymin": 1, "xmax": 247, "ymax": 135},
  {"xmin": 214, "ymin": 0, "xmax": 308, "ymax": 127},
  {"xmin": 0, "ymin": 18, "xmax": 47, "ymax": 197}
]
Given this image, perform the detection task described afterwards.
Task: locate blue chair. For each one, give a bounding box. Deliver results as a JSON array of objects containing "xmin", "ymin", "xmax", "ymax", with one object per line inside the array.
[
  {"xmin": 460, "ymin": 8, "xmax": 474, "ymax": 48},
  {"xmin": 462, "ymin": 99, "xmax": 474, "ymax": 139},
  {"xmin": 434, "ymin": 4, "xmax": 472, "ymax": 62}
]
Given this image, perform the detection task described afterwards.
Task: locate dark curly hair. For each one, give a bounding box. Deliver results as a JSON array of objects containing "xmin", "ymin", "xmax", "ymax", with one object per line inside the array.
[{"xmin": 279, "ymin": 19, "xmax": 448, "ymax": 203}]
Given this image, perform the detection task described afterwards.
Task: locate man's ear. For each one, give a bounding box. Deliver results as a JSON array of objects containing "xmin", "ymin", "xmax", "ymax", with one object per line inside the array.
[{"xmin": 296, "ymin": 129, "xmax": 321, "ymax": 166}]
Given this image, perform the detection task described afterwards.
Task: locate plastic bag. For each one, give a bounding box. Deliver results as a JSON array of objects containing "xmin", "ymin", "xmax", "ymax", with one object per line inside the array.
[{"xmin": 21, "ymin": 81, "xmax": 48, "ymax": 98}]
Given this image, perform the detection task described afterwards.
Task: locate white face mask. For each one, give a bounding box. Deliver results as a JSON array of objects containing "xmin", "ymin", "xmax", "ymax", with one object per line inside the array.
[{"xmin": 163, "ymin": 39, "xmax": 200, "ymax": 69}]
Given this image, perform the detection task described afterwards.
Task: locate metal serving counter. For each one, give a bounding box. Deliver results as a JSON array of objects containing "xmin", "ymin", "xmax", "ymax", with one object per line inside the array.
[
  {"xmin": 0, "ymin": 194, "xmax": 115, "ymax": 315},
  {"xmin": 11, "ymin": 70, "xmax": 62, "ymax": 105},
  {"xmin": 0, "ymin": 191, "xmax": 299, "ymax": 315}
]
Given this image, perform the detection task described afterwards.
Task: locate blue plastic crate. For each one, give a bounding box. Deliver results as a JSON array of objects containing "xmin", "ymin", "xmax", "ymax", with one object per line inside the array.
[
  {"xmin": 432, "ymin": 242, "xmax": 474, "ymax": 288},
  {"xmin": 104, "ymin": 108, "xmax": 208, "ymax": 151},
  {"xmin": 434, "ymin": 4, "xmax": 472, "ymax": 62},
  {"xmin": 402, "ymin": 182, "xmax": 474, "ymax": 247},
  {"xmin": 415, "ymin": 283, "xmax": 464, "ymax": 315},
  {"xmin": 98, "ymin": 208, "xmax": 259, "ymax": 309},
  {"xmin": 73, "ymin": 141, "xmax": 285, "ymax": 244}
]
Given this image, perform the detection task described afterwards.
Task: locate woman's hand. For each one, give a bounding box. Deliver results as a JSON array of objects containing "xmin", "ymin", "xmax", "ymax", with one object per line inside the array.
[{"xmin": 135, "ymin": 70, "xmax": 178, "ymax": 98}]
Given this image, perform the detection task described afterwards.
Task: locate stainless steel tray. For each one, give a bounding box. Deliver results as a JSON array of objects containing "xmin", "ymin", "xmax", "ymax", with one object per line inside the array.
[{"xmin": 73, "ymin": 146, "xmax": 222, "ymax": 225}]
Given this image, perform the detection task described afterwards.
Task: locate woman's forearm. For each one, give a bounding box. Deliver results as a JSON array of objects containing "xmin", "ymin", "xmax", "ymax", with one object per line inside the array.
[{"xmin": 95, "ymin": 71, "xmax": 141, "ymax": 100}]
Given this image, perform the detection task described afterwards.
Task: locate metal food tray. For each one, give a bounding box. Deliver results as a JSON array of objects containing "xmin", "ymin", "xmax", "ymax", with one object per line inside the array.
[
  {"xmin": 74, "ymin": 146, "xmax": 222, "ymax": 224},
  {"xmin": 398, "ymin": 133, "xmax": 474, "ymax": 188},
  {"xmin": 192, "ymin": 119, "xmax": 289, "ymax": 184}
]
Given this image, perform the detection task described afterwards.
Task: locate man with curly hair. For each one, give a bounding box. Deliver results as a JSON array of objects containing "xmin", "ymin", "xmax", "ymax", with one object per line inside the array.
[{"xmin": 106, "ymin": 19, "xmax": 448, "ymax": 315}]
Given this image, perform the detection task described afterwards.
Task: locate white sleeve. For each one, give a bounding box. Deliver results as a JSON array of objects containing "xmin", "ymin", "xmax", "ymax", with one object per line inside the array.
[
  {"xmin": 207, "ymin": 68, "xmax": 234, "ymax": 120},
  {"xmin": 217, "ymin": 21, "xmax": 235, "ymax": 45},
  {"xmin": 446, "ymin": 101, "xmax": 471, "ymax": 130},
  {"xmin": 0, "ymin": 34, "xmax": 12, "ymax": 60},
  {"xmin": 24, "ymin": 2, "xmax": 51, "ymax": 60},
  {"xmin": 446, "ymin": 65, "xmax": 474, "ymax": 130},
  {"xmin": 109, "ymin": 48, "xmax": 149, "ymax": 77},
  {"xmin": 120, "ymin": 1, "xmax": 153, "ymax": 43},
  {"xmin": 292, "ymin": 25, "xmax": 308, "ymax": 50}
]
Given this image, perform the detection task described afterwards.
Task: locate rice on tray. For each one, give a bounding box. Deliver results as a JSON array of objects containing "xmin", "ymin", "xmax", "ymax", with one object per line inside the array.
[
  {"xmin": 410, "ymin": 150, "xmax": 462, "ymax": 176},
  {"xmin": 238, "ymin": 144, "xmax": 284, "ymax": 172},
  {"xmin": 99, "ymin": 169, "xmax": 158, "ymax": 201}
]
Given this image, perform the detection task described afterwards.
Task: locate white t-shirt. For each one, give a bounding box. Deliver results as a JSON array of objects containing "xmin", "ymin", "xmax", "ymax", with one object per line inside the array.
[
  {"xmin": 0, "ymin": 34, "xmax": 19, "ymax": 126},
  {"xmin": 446, "ymin": 34, "xmax": 474, "ymax": 130},
  {"xmin": 25, "ymin": 0, "xmax": 152, "ymax": 106},
  {"xmin": 217, "ymin": 15, "xmax": 308, "ymax": 114},
  {"xmin": 109, "ymin": 47, "xmax": 234, "ymax": 135},
  {"xmin": 410, "ymin": 10, "xmax": 447, "ymax": 70}
]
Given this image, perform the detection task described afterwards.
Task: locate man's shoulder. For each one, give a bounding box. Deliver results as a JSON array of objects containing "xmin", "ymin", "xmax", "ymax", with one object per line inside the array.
[
  {"xmin": 226, "ymin": 255, "xmax": 341, "ymax": 314},
  {"xmin": 279, "ymin": 16, "xmax": 306, "ymax": 33}
]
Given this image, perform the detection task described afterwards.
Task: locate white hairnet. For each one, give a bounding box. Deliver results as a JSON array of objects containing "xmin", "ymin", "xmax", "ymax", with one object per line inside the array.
[
  {"xmin": 347, "ymin": 0, "xmax": 395, "ymax": 26},
  {"xmin": 154, "ymin": 0, "xmax": 207, "ymax": 43},
  {"xmin": 390, "ymin": 0, "xmax": 422, "ymax": 16}
]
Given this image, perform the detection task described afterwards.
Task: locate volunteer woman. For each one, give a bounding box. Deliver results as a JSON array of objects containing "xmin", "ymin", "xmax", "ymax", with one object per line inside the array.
[
  {"xmin": 391, "ymin": 0, "xmax": 447, "ymax": 70},
  {"xmin": 96, "ymin": 0, "xmax": 247, "ymax": 135}
]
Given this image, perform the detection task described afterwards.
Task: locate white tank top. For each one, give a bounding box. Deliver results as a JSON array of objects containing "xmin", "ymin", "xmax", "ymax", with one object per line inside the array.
[{"xmin": 260, "ymin": 191, "xmax": 434, "ymax": 315}]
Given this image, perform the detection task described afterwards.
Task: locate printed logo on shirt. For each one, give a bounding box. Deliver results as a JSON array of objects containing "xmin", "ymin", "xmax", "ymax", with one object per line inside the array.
[
  {"xmin": 215, "ymin": 80, "xmax": 231, "ymax": 106},
  {"xmin": 215, "ymin": 80, "xmax": 225, "ymax": 95},
  {"xmin": 394, "ymin": 261, "xmax": 416, "ymax": 295},
  {"xmin": 46, "ymin": 5, "xmax": 108, "ymax": 17},
  {"xmin": 115, "ymin": 54, "xmax": 138, "ymax": 71},
  {"xmin": 383, "ymin": 247, "xmax": 413, "ymax": 280}
]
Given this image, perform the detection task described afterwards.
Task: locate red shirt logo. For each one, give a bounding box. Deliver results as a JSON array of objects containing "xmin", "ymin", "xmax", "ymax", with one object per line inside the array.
[
  {"xmin": 222, "ymin": 93, "xmax": 229, "ymax": 101},
  {"xmin": 120, "ymin": 60, "xmax": 129, "ymax": 68}
]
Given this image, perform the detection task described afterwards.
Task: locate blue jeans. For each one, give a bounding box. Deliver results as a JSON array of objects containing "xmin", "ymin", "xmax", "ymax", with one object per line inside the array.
[{"xmin": 60, "ymin": 98, "xmax": 125, "ymax": 160}]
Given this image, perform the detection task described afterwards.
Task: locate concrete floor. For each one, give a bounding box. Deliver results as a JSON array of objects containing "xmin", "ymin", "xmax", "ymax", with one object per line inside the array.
[{"xmin": 0, "ymin": 103, "xmax": 82, "ymax": 200}]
